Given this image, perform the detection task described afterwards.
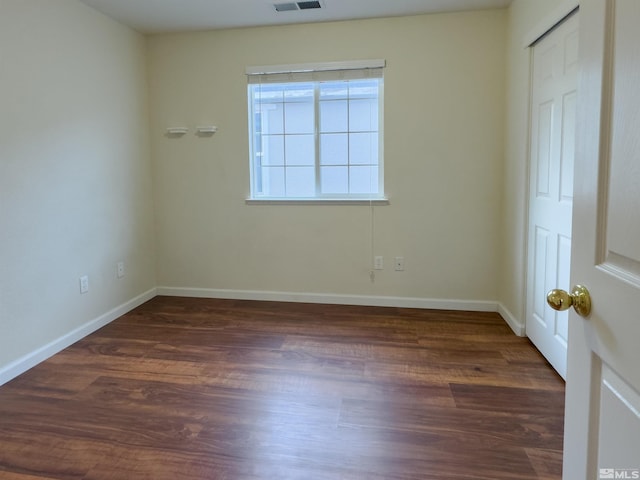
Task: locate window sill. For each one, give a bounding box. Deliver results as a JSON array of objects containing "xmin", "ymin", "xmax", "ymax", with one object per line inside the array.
[{"xmin": 245, "ymin": 198, "xmax": 390, "ymax": 206}]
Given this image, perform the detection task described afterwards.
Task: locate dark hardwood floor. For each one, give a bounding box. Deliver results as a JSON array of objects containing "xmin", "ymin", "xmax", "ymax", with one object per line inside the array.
[{"xmin": 0, "ymin": 297, "xmax": 565, "ymax": 479}]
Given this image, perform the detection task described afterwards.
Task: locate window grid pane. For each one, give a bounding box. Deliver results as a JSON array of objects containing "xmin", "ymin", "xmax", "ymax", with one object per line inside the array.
[{"xmin": 250, "ymin": 78, "xmax": 382, "ymax": 198}]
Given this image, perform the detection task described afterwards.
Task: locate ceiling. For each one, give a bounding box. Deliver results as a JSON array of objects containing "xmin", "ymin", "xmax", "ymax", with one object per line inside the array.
[{"xmin": 79, "ymin": 0, "xmax": 512, "ymax": 34}]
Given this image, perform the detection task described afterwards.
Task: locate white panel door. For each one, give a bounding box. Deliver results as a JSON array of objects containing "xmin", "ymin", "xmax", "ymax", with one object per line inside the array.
[
  {"xmin": 562, "ymin": 0, "xmax": 640, "ymax": 477},
  {"xmin": 526, "ymin": 12, "xmax": 579, "ymax": 379}
]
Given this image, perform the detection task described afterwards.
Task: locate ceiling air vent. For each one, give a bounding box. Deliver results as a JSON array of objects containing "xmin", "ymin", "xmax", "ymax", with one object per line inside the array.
[
  {"xmin": 274, "ymin": 3, "xmax": 298, "ymax": 12},
  {"xmin": 297, "ymin": 1, "xmax": 321, "ymax": 9},
  {"xmin": 274, "ymin": 1, "xmax": 322, "ymax": 12}
]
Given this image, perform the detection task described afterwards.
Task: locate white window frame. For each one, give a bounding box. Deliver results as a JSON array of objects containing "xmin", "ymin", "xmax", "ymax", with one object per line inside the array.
[{"xmin": 246, "ymin": 60, "xmax": 387, "ymax": 204}]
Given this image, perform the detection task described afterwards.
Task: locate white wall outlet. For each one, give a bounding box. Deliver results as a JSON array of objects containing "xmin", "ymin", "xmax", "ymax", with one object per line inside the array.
[
  {"xmin": 79, "ymin": 275, "xmax": 89, "ymax": 294},
  {"xmin": 374, "ymin": 256, "xmax": 384, "ymax": 270},
  {"xmin": 394, "ymin": 256, "xmax": 405, "ymax": 271},
  {"xmin": 117, "ymin": 261, "xmax": 125, "ymax": 278}
]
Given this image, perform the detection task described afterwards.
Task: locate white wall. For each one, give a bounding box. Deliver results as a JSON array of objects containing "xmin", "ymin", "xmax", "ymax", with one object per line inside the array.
[
  {"xmin": 500, "ymin": 0, "xmax": 579, "ymax": 327},
  {"xmin": 0, "ymin": 0, "xmax": 156, "ymax": 377},
  {"xmin": 148, "ymin": 10, "xmax": 506, "ymax": 305}
]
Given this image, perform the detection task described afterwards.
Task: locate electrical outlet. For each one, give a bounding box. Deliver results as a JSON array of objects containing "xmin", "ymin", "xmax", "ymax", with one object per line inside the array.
[
  {"xmin": 117, "ymin": 261, "xmax": 125, "ymax": 278},
  {"xmin": 394, "ymin": 256, "xmax": 405, "ymax": 271},
  {"xmin": 79, "ymin": 275, "xmax": 89, "ymax": 294},
  {"xmin": 374, "ymin": 256, "xmax": 384, "ymax": 270}
]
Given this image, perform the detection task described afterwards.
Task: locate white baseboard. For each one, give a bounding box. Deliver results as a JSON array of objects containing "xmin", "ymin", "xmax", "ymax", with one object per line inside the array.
[
  {"xmin": 0, "ymin": 287, "xmax": 526, "ymax": 387},
  {"xmin": 497, "ymin": 302, "xmax": 526, "ymax": 337},
  {"xmin": 157, "ymin": 286, "xmax": 499, "ymax": 312},
  {"xmin": 0, "ymin": 288, "xmax": 157, "ymax": 387},
  {"xmin": 158, "ymin": 287, "xmax": 526, "ymax": 336}
]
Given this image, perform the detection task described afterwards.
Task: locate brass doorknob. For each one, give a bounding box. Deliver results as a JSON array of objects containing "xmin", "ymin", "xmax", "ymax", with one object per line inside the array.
[{"xmin": 546, "ymin": 285, "xmax": 592, "ymax": 318}]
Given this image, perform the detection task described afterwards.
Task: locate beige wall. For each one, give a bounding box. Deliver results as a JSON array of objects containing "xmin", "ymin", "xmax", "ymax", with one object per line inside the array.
[
  {"xmin": 0, "ymin": 0, "xmax": 575, "ymax": 381},
  {"xmin": 0, "ymin": 0, "xmax": 156, "ymax": 372},
  {"xmin": 500, "ymin": 0, "xmax": 578, "ymax": 326},
  {"xmin": 148, "ymin": 10, "xmax": 506, "ymax": 303}
]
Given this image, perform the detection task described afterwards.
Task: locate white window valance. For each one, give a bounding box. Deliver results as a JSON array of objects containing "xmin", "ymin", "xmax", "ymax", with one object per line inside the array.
[{"xmin": 246, "ymin": 59, "xmax": 385, "ymax": 84}]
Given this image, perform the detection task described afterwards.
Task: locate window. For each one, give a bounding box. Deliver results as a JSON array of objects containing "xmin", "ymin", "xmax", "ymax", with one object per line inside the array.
[{"xmin": 247, "ymin": 61, "xmax": 385, "ymax": 201}]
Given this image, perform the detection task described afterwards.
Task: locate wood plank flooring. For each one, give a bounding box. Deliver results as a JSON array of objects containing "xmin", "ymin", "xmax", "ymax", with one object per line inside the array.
[{"xmin": 0, "ymin": 297, "xmax": 565, "ymax": 479}]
